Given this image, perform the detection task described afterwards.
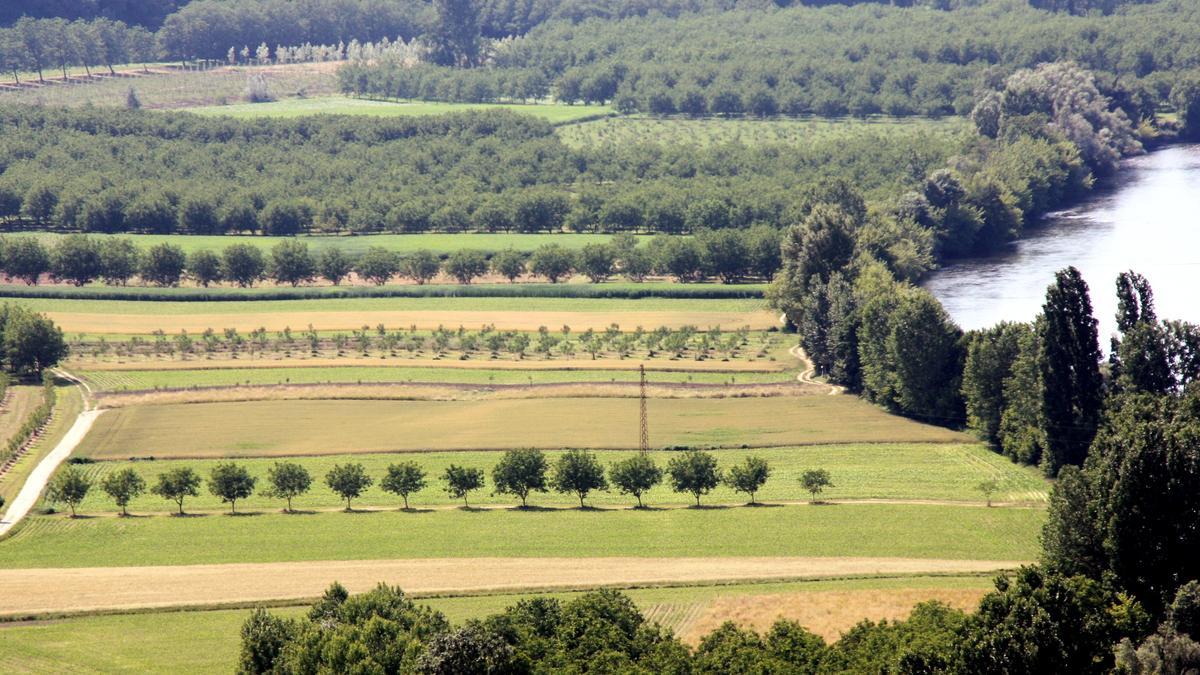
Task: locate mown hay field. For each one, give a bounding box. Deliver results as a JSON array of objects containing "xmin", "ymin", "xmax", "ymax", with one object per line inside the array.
[
  {"xmin": 9, "ymin": 296, "xmax": 774, "ymax": 335},
  {"xmin": 186, "ymin": 96, "xmax": 613, "ymax": 123},
  {"xmin": 62, "ymin": 444, "xmax": 1048, "ymax": 513},
  {"xmin": 0, "ymin": 502, "xmax": 1043, "ymax": 568},
  {"xmin": 74, "ymin": 396, "xmax": 969, "ymax": 459},
  {"xmin": 0, "ymin": 575, "xmax": 994, "ymax": 673}
]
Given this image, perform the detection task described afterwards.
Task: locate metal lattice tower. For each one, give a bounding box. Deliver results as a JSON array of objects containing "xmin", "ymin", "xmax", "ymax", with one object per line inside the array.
[{"xmin": 639, "ymin": 364, "xmax": 649, "ymax": 453}]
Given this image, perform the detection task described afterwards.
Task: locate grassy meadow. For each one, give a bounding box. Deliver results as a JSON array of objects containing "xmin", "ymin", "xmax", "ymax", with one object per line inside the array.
[
  {"xmin": 73, "ymin": 396, "xmax": 968, "ymax": 459},
  {"xmin": 0, "ymin": 502, "xmax": 1042, "ymax": 568},
  {"xmin": 60, "ymin": 444, "xmax": 1048, "ymax": 514},
  {"xmin": 0, "ymin": 575, "xmax": 997, "ymax": 673},
  {"xmin": 78, "ymin": 365, "xmax": 790, "ymax": 391},
  {"xmin": 0, "ymin": 386, "xmax": 83, "ymax": 508},
  {"xmin": 185, "ymin": 96, "xmax": 613, "ymax": 123}
]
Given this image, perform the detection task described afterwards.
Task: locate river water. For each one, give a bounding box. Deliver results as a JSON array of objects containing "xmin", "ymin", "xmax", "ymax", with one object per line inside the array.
[{"xmin": 925, "ymin": 144, "xmax": 1200, "ymax": 343}]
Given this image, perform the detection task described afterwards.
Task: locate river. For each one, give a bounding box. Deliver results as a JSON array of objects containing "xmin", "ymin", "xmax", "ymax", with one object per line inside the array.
[{"xmin": 925, "ymin": 144, "xmax": 1200, "ymax": 343}]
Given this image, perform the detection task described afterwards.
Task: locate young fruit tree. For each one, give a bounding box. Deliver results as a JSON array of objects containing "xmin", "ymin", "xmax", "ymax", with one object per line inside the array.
[
  {"xmin": 326, "ymin": 463, "xmax": 373, "ymax": 511},
  {"xmin": 48, "ymin": 466, "xmax": 92, "ymax": 517},
  {"xmin": 609, "ymin": 454, "xmax": 663, "ymax": 508},
  {"xmin": 552, "ymin": 449, "xmax": 608, "ymax": 508},
  {"xmin": 152, "ymin": 467, "xmax": 202, "ymax": 515},
  {"xmin": 725, "ymin": 456, "xmax": 771, "ymax": 505},
  {"xmin": 667, "ymin": 451, "xmax": 721, "ymax": 506},
  {"xmin": 978, "ymin": 478, "xmax": 999, "ymax": 507},
  {"xmin": 492, "ymin": 448, "xmax": 548, "ymax": 508},
  {"xmin": 381, "ymin": 461, "xmax": 427, "ymax": 510},
  {"xmin": 262, "ymin": 461, "xmax": 313, "ymax": 513},
  {"xmin": 209, "ymin": 463, "xmax": 257, "ymax": 514},
  {"xmin": 800, "ymin": 469, "xmax": 833, "ymax": 503},
  {"xmin": 100, "ymin": 467, "xmax": 146, "ymax": 516},
  {"xmin": 443, "ymin": 464, "xmax": 484, "ymax": 508}
]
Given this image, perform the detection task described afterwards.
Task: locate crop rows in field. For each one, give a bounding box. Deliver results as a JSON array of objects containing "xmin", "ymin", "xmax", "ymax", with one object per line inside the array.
[{"xmin": 557, "ymin": 115, "xmax": 969, "ymax": 149}]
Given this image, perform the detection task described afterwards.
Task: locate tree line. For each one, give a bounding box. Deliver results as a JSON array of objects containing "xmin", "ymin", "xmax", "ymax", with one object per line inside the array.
[
  {"xmin": 0, "ymin": 105, "xmax": 956, "ymax": 238},
  {"xmin": 340, "ymin": 0, "xmax": 1200, "ymax": 119},
  {"xmin": 48, "ymin": 450, "xmax": 835, "ymax": 516},
  {"xmin": 82, "ymin": 324, "xmax": 764, "ymax": 367},
  {"xmin": 0, "ymin": 17, "xmax": 156, "ymax": 85},
  {"xmin": 0, "ymin": 231, "xmax": 781, "ymax": 289}
]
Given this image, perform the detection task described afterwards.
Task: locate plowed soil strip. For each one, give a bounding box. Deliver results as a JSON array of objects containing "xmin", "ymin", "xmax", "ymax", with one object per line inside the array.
[{"xmin": 0, "ymin": 556, "xmax": 1023, "ymax": 616}]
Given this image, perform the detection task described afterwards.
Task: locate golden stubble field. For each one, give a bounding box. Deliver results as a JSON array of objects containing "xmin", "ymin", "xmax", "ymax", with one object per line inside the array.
[{"xmin": 75, "ymin": 395, "xmax": 969, "ymax": 459}]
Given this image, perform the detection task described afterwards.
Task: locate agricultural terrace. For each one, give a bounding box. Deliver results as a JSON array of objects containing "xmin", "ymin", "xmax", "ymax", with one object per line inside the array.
[{"xmin": 185, "ymin": 96, "xmax": 613, "ymax": 123}]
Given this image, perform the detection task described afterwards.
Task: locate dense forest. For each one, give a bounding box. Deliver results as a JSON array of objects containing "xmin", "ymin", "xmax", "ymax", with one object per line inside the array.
[
  {"xmin": 339, "ymin": 0, "xmax": 1200, "ymax": 115},
  {"xmin": 0, "ymin": 106, "xmax": 960, "ymax": 239}
]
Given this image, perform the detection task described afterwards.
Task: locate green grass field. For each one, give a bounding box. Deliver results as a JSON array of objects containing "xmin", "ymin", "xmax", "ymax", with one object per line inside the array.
[
  {"xmin": 0, "ymin": 502, "xmax": 1042, "ymax": 568},
  {"xmin": 11, "ymin": 232, "xmax": 643, "ymax": 257},
  {"xmin": 0, "ymin": 386, "xmax": 83, "ymax": 508},
  {"xmin": 79, "ymin": 365, "xmax": 789, "ymax": 391},
  {"xmin": 185, "ymin": 96, "xmax": 614, "ymax": 123},
  {"xmin": 0, "ymin": 575, "xmax": 994, "ymax": 673},
  {"xmin": 59, "ymin": 444, "xmax": 1048, "ymax": 514},
  {"xmin": 73, "ymin": 396, "xmax": 967, "ymax": 459},
  {"xmin": 556, "ymin": 115, "xmax": 969, "ymax": 149}
]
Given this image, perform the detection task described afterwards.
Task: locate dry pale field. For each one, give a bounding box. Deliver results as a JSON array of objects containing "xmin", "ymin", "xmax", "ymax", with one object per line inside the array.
[
  {"xmin": 75, "ymin": 395, "xmax": 969, "ymax": 458},
  {"xmin": 74, "ymin": 356, "xmax": 789, "ymax": 373},
  {"xmin": 44, "ymin": 309, "xmax": 778, "ymax": 334},
  {"xmin": 677, "ymin": 587, "xmax": 990, "ymax": 643},
  {"xmin": 0, "ymin": 556, "xmax": 1021, "ymax": 617},
  {"xmin": 93, "ymin": 381, "xmax": 815, "ymax": 406}
]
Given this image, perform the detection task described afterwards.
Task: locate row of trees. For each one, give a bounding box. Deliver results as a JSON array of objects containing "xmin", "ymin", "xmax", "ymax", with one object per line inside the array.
[
  {"xmin": 238, "ymin": 571, "xmax": 1200, "ymax": 672},
  {"xmin": 0, "ymin": 106, "xmax": 953, "ymax": 237},
  {"xmin": 0, "ymin": 16, "xmax": 155, "ymax": 84},
  {"xmin": 49, "ymin": 451, "xmax": 834, "ymax": 515},
  {"xmin": 0, "ymin": 231, "xmax": 781, "ymax": 289}
]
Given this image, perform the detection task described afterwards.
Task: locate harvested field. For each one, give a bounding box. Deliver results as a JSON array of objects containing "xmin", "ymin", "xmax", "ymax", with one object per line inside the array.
[
  {"xmin": 41, "ymin": 308, "xmax": 776, "ymax": 335},
  {"xmin": 0, "ymin": 386, "xmax": 40, "ymax": 448},
  {"xmin": 0, "ymin": 576, "xmax": 995, "ymax": 673},
  {"xmin": 74, "ymin": 396, "xmax": 968, "ymax": 458},
  {"xmin": 679, "ymin": 587, "xmax": 988, "ymax": 643},
  {"xmin": 0, "ymin": 556, "xmax": 1020, "ymax": 617},
  {"xmin": 73, "ymin": 356, "xmax": 788, "ymax": 373}
]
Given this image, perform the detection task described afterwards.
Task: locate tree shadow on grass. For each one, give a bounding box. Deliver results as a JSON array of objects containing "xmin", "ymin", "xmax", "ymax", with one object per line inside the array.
[
  {"xmin": 65, "ymin": 514, "xmax": 99, "ymax": 520},
  {"xmin": 687, "ymin": 504, "xmax": 731, "ymax": 510},
  {"xmin": 169, "ymin": 512, "xmax": 209, "ymax": 518},
  {"xmin": 399, "ymin": 507, "xmax": 435, "ymax": 514},
  {"xmin": 341, "ymin": 508, "xmax": 380, "ymax": 515},
  {"xmin": 225, "ymin": 511, "xmax": 263, "ymax": 517},
  {"xmin": 279, "ymin": 509, "xmax": 320, "ymax": 516},
  {"xmin": 808, "ymin": 500, "xmax": 837, "ymax": 506},
  {"xmin": 742, "ymin": 502, "xmax": 784, "ymax": 508},
  {"xmin": 506, "ymin": 505, "xmax": 560, "ymax": 512}
]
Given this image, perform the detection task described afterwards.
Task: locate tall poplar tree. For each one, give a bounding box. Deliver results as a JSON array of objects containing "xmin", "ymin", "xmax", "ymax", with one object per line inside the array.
[{"xmin": 1039, "ymin": 267, "xmax": 1103, "ymax": 475}]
